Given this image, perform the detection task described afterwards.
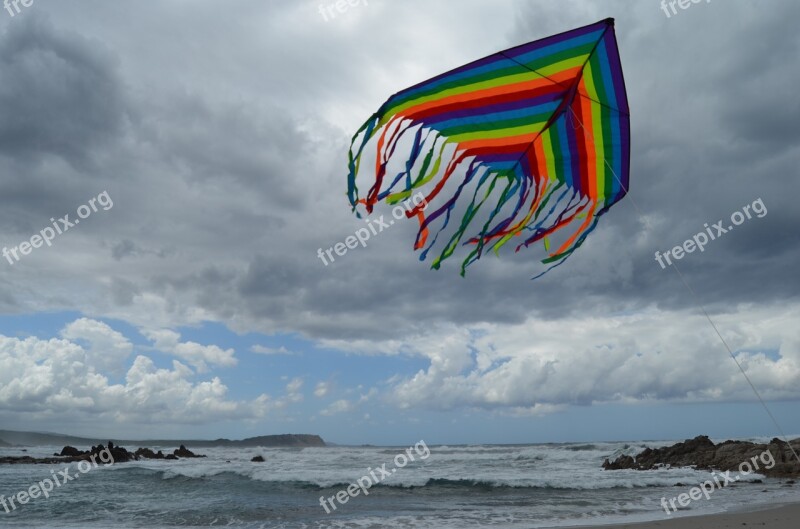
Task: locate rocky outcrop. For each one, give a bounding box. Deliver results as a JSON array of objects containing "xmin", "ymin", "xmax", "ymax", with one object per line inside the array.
[
  {"xmin": 174, "ymin": 445, "xmax": 205, "ymax": 458},
  {"xmin": 54, "ymin": 442, "xmax": 134, "ymax": 463},
  {"xmin": 59, "ymin": 446, "xmax": 83, "ymax": 457},
  {"xmin": 134, "ymin": 447, "xmax": 164, "ymax": 459},
  {"xmin": 603, "ymin": 435, "xmax": 800, "ymax": 477},
  {"xmin": 602, "ymin": 454, "xmax": 635, "ymax": 470},
  {"xmin": 251, "ymin": 455, "xmax": 265, "ymax": 462},
  {"xmin": 3, "ymin": 442, "xmax": 206, "ymax": 465}
]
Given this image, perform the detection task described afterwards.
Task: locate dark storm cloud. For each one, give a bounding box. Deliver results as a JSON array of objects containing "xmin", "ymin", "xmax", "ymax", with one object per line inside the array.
[
  {"xmin": 0, "ymin": 14, "xmax": 126, "ymax": 242},
  {"xmin": 0, "ymin": 15, "xmax": 124, "ymax": 164},
  {"xmin": 138, "ymin": 0, "xmax": 799, "ymax": 340},
  {"xmin": 0, "ymin": 0, "xmax": 797, "ymax": 344}
]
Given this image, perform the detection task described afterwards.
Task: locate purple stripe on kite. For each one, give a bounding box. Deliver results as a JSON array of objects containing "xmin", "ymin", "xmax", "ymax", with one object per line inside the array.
[
  {"xmin": 395, "ymin": 19, "xmax": 613, "ymax": 97},
  {"xmin": 503, "ymin": 20, "xmax": 608, "ymax": 60},
  {"xmin": 619, "ymin": 115, "xmax": 631, "ymax": 194},
  {"xmin": 562, "ymin": 113, "xmax": 583, "ymax": 196},
  {"xmin": 602, "ymin": 30, "xmax": 628, "ymax": 114},
  {"xmin": 475, "ymin": 152, "xmax": 528, "ymax": 165}
]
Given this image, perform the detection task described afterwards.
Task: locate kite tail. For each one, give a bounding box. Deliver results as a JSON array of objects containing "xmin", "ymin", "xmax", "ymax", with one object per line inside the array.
[
  {"xmin": 347, "ymin": 113, "xmax": 380, "ymax": 217},
  {"xmin": 347, "ymin": 110, "xmax": 615, "ymax": 276}
]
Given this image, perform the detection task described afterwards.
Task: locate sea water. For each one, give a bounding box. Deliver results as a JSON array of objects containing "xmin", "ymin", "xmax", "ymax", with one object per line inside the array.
[{"xmin": 0, "ymin": 440, "xmax": 797, "ymax": 528}]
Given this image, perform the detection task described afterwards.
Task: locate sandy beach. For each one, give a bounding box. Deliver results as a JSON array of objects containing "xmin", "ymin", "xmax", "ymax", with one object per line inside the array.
[{"xmin": 570, "ymin": 503, "xmax": 800, "ymax": 529}]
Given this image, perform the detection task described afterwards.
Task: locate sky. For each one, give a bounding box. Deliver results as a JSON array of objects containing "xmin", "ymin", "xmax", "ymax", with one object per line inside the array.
[{"xmin": 0, "ymin": 0, "xmax": 798, "ymax": 446}]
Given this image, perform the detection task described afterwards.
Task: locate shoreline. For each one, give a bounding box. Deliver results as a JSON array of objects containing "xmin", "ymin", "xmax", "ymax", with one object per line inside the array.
[{"xmin": 563, "ymin": 500, "xmax": 800, "ymax": 529}]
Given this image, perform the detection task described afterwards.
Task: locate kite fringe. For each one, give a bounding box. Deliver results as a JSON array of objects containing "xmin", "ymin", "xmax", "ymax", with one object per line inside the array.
[{"xmin": 347, "ymin": 112, "xmax": 606, "ymax": 276}]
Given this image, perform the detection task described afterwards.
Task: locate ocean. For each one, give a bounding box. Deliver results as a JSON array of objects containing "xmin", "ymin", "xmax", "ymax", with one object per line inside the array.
[{"xmin": 1, "ymin": 440, "xmax": 798, "ymax": 528}]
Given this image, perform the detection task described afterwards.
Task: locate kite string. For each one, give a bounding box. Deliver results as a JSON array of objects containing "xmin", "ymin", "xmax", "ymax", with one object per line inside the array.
[{"xmin": 566, "ymin": 106, "xmax": 800, "ymax": 464}]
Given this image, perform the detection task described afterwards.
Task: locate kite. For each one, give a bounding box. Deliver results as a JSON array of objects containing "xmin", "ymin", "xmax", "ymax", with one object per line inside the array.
[{"xmin": 347, "ymin": 18, "xmax": 630, "ymax": 277}]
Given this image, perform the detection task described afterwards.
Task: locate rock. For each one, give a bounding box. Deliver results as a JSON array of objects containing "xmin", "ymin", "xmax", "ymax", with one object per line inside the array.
[
  {"xmin": 602, "ymin": 455, "xmax": 634, "ymax": 470},
  {"xmin": 251, "ymin": 455, "xmax": 265, "ymax": 462},
  {"xmin": 173, "ymin": 445, "xmax": 205, "ymax": 458},
  {"xmin": 602, "ymin": 435, "xmax": 800, "ymax": 478},
  {"xmin": 59, "ymin": 446, "xmax": 84, "ymax": 457},
  {"xmin": 135, "ymin": 447, "xmax": 164, "ymax": 459},
  {"xmin": 105, "ymin": 443, "xmax": 134, "ymax": 463},
  {"xmin": 6, "ymin": 442, "xmax": 135, "ymax": 465},
  {"xmin": 165, "ymin": 454, "xmax": 178, "ymax": 460}
]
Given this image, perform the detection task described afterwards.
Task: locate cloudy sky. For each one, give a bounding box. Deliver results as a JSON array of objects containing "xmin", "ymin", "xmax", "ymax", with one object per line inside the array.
[{"xmin": 0, "ymin": 0, "xmax": 798, "ymax": 446}]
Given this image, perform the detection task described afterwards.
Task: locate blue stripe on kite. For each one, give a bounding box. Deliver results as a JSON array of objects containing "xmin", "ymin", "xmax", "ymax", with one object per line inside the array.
[
  {"xmin": 594, "ymin": 40, "xmax": 620, "ymax": 113},
  {"xmin": 483, "ymin": 160, "xmax": 520, "ymax": 171},
  {"xmin": 510, "ymin": 29, "xmax": 605, "ymax": 67},
  {"xmin": 400, "ymin": 57, "xmax": 521, "ymax": 100},
  {"xmin": 429, "ymin": 100, "xmax": 560, "ymax": 131},
  {"xmin": 608, "ymin": 115, "xmax": 621, "ymax": 199},
  {"xmin": 555, "ymin": 118, "xmax": 574, "ymax": 189}
]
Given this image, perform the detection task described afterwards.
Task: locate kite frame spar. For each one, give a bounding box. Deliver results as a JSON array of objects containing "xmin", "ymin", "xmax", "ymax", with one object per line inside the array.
[{"xmin": 347, "ymin": 18, "xmax": 630, "ymax": 278}]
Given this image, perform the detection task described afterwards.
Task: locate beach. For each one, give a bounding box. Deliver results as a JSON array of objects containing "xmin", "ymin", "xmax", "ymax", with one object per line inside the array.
[{"xmin": 571, "ymin": 503, "xmax": 800, "ymax": 529}]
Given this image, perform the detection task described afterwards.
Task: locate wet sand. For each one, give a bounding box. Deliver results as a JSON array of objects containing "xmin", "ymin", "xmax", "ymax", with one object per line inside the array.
[{"xmin": 569, "ymin": 502, "xmax": 800, "ymax": 529}]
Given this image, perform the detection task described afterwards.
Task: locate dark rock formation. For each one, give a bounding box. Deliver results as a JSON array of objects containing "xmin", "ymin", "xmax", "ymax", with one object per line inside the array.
[
  {"xmin": 603, "ymin": 435, "xmax": 800, "ymax": 478},
  {"xmin": 4, "ymin": 442, "xmax": 205, "ymax": 465},
  {"xmin": 53, "ymin": 443, "xmax": 133, "ymax": 463},
  {"xmin": 174, "ymin": 444, "xmax": 205, "ymax": 458},
  {"xmin": 59, "ymin": 446, "xmax": 83, "ymax": 457},
  {"xmin": 602, "ymin": 454, "xmax": 634, "ymax": 470},
  {"xmin": 1, "ymin": 455, "xmax": 68, "ymax": 465},
  {"xmin": 134, "ymin": 447, "xmax": 164, "ymax": 459},
  {"xmin": 251, "ymin": 455, "xmax": 265, "ymax": 462}
]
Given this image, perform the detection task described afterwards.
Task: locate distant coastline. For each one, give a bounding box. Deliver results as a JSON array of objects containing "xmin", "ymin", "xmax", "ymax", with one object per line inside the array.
[{"xmin": 0, "ymin": 429, "xmax": 326, "ymax": 448}]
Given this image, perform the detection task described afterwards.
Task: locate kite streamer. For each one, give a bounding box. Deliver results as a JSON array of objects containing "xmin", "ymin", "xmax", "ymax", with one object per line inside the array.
[{"xmin": 347, "ymin": 18, "xmax": 630, "ymax": 277}]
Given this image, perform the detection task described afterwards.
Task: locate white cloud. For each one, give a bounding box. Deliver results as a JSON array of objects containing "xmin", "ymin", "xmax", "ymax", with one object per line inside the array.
[
  {"xmin": 0, "ymin": 324, "xmax": 270, "ymax": 425},
  {"xmin": 60, "ymin": 318, "xmax": 132, "ymax": 374},
  {"xmin": 320, "ymin": 399, "xmax": 353, "ymax": 416},
  {"xmin": 251, "ymin": 344, "xmax": 295, "ymax": 355},
  {"xmin": 142, "ymin": 328, "xmax": 236, "ymax": 373},
  {"xmin": 314, "ymin": 381, "xmax": 331, "ymax": 398},
  {"xmin": 328, "ymin": 305, "xmax": 800, "ymax": 413},
  {"xmin": 318, "ymin": 388, "xmax": 375, "ymax": 416},
  {"xmin": 283, "ymin": 377, "xmax": 304, "ymax": 404}
]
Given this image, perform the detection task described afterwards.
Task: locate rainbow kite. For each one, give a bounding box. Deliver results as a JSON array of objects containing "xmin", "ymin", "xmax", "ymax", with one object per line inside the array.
[{"xmin": 347, "ymin": 18, "xmax": 630, "ymax": 277}]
